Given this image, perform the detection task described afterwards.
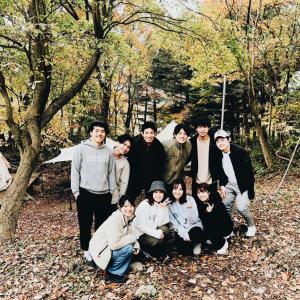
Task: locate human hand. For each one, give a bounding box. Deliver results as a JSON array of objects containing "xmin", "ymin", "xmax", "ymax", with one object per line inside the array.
[
  {"xmin": 218, "ymin": 186, "xmax": 226, "ymax": 199},
  {"xmin": 160, "ymin": 198, "xmax": 171, "ymax": 208},
  {"xmin": 158, "ymin": 229, "xmax": 164, "ymax": 239},
  {"xmin": 206, "ymin": 203, "xmax": 214, "ymax": 213},
  {"xmin": 185, "ymin": 202, "xmax": 192, "ymax": 209}
]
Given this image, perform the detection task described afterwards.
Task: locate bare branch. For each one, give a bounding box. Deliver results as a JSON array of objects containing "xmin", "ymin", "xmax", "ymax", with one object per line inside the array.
[
  {"xmin": 59, "ymin": 0, "xmax": 80, "ymax": 20},
  {"xmin": 41, "ymin": 48, "xmax": 102, "ymax": 128}
]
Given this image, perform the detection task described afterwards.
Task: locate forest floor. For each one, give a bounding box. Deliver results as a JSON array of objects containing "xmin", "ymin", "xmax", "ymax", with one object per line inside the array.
[{"xmin": 0, "ymin": 165, "xmax": 299, "ymax": 300}]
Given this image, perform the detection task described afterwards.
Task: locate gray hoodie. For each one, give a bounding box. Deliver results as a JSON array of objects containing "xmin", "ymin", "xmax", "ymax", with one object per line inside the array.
[{"xmin": 71, "ymin": 139, "xmax": 116, "ymax": 198}]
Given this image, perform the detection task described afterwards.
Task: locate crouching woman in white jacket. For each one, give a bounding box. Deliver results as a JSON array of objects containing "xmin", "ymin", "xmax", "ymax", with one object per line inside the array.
[
  {"xmin": 134, "ymin": 180, "xmax": 171, "ymax": 261},
  {"xmin": 88, "ymin": 195, "xmax": 139, "ymax": 283}
]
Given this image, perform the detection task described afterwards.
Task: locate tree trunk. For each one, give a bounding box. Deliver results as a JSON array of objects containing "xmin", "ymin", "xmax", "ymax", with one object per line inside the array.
[
  {"xmin": 0, "ymin": 147, "xmax": 39, "ymax": 240},
  {"xmin": 248, "ymin": 84, "xmax": 273, "ymax": 168},
  {"xmin": 97, "ymin": 64, "xmax": 111, "ymax": 124},
  {"xmin": 125, "ymin": 74, "xmax": 133, "ymax": 130},
  {"xmin": 242, "ymin": 98, "xmax": 251, "ymax": 148}
]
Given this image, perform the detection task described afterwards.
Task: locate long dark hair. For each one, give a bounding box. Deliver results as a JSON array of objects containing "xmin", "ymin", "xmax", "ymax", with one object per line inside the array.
[
  {"xmin": 194, "ymin": 182, "xmax": 211, "ymax": 203},
  {"xmin": 169, "ymin": 178, "xmax": 187, "ymax": 204}
]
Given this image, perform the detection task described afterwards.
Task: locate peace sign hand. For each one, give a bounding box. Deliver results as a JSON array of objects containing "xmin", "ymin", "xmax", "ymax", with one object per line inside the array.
[
  {"xmin": 160, "ymin": 198, "xmax": 171, "ymax": 208},
  {"xmin": 206, "ymin": 203, "xmax": 214, "ymax": 213}
]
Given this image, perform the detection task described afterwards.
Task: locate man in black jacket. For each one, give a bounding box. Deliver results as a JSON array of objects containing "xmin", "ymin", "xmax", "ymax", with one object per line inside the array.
[
  {"xmin": 127, "ymin": 121, "xmax": 166, "ymax": 200},
  {"xmin": 214, "ymin": 129, "xmax": 256, "ymax": 237},
  {"xmin": 190, "ymin": 117, "xmax": 226, "ymax": 197}
]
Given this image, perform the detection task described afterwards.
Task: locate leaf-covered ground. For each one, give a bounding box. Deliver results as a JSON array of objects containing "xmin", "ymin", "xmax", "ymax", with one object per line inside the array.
[{"xmin": 1, "ymin": 166, "xmax": 299, "ymax": 300}]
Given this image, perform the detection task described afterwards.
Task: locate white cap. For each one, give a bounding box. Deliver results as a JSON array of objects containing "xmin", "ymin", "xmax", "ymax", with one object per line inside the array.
[{"xmin": 214, "ymin": 129, "xmax": 230, "ymax": 140}]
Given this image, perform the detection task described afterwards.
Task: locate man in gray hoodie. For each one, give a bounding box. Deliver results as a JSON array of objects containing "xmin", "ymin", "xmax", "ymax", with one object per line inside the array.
[{"xmin": 71, "ymin": 121, "xmax": 116, "ymax": 261}]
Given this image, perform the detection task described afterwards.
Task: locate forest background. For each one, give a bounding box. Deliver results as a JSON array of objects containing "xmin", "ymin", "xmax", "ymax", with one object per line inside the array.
[
  {"xmin": 0, "ymin": 0, "xmax": 300, "ymax": 286},
  {"xmin": 0, "ymin": 1, "xmax": 300, "ymax": 299}
]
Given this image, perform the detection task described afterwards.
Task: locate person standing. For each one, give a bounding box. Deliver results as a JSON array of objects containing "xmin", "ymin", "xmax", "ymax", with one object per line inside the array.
[
  {"xmin": 71, "ymin": 121, "xmax": 116, "ymax": 261},
  {"xmin": 214, "ymin": 129, "xmax": 256, "ymax": 237},
  {"xmin": 127, "ymin": 121, "xmax": 166, "ymax": 200},
  {"xmin": 190, "ymin": 117, "xmax": 226, "ymax": 197},
  {"xmin": 161, "ymin": 124, "xmax": 192, "ymax": 189},
  {"xmin": 111, "ymin": 134, "xmax": 133, "ymax": 212}
]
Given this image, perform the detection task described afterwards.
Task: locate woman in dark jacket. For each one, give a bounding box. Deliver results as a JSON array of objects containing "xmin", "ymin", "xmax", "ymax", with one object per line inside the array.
[{"xmin": 195, "ymin": 183, "xmax": 233, "ymax": 255}]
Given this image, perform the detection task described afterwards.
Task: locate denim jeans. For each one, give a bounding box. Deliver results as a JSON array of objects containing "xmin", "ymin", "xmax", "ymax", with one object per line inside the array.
[{"xmin": 107, "ymin": 244, "xmax": 133, "ymax": 276}]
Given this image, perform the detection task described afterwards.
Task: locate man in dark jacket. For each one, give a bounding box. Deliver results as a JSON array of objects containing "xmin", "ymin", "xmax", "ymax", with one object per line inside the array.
[
  {"xmin": 214, "ymin": 129, "xmax": 256, "ymax": 237},
  {"xmin": 190, "ymin": 117, "xmax": 226, "ymax": 197},
  {"xmin": 127, "ymin": 121, "xmax": 166, "ymax": 200}
]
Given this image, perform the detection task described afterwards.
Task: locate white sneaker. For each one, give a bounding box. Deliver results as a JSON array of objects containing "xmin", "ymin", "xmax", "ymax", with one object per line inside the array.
[
  {"xmin": 193, "ymin": 243, "xmax": 201, "ymax": 255},
  {"xmin": 246, "ymin": 226, "xmax": 256, "ymax": 237},
  {"xmin": 216, "ymin": 240, "xmax": 228, "ymax": 255},
  {"xmin": 84, "ymin": 250, "xmax": 92, "ymax": 262}
]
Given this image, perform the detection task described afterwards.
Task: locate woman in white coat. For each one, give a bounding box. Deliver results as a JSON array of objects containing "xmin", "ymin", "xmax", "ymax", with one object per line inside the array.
[
  {"xmin": 88, "ymin": 195, "xmax": 139, "ymax": 283},
  {"xmin": 134, "ymin": 180, "xmax": 171, "ymax": 260}
]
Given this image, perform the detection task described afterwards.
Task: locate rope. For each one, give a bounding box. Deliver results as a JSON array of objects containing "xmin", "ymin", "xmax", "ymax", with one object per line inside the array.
[{"xmin": 272, "ymin": 134, "xmax": 300, "ymax": 201}]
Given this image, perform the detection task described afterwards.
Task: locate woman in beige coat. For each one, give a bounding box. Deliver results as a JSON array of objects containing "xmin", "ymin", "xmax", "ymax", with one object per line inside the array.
[{"xmin": 89, "ymin": 195, "xmax": 139, "ymax": 283}]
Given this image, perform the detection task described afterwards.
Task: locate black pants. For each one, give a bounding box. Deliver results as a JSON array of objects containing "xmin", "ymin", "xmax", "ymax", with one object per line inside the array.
[
  {"xmin": 77, "ymin": 188, "xmax": 112, "ymax": 250},
  {"xmin": 175, "ymin": 226, "xmax": 205, "ymax": 255},
  {"xmin": 138, "ymin": 225, "xmax": 171, "ymax": 258}
]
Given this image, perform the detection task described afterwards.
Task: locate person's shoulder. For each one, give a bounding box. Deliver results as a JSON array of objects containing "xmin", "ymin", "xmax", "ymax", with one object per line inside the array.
[
  {"xmin": 136, "ymin": 199, "xmax": 151, "ymax": 211},
  {"xmin": 186, "ymin": 139, "xmax": 192, "ymax": 150},
  {"xmin": 186, "ymin": 194, "xmax": 196, "ymax": 203},
  {"xmin": 190, "ymin": 134, "xmax": 198, "ymax": 143},
  {"xmin": 134, "ymin": 134, "xmax": 143, "ymax": 143},
  {"xmin": 210, "ymin": 191, "xmax": 222, "ymax": 203},
  {"xmin": 107, "ymin": 210, "xmax": 124, "ymax": 226},
  {"xmin": 231, "ymin": 144, "xmax": 248, "ymax": 156}
]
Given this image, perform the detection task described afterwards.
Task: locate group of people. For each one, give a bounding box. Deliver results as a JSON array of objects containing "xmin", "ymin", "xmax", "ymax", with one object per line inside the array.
[{"xmin": 71, "ymin": 118, "xmax": 256, "ymax": 283}]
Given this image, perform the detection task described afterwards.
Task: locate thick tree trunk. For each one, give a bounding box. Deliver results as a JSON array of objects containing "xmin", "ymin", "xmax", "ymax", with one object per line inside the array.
[
  {"xmin": 0, "ymin": 147, "xmax": 39, "ymax": 240},
  {"xmin": 248, "ymin": 86, "xmax": 273, "ymax": 168}
]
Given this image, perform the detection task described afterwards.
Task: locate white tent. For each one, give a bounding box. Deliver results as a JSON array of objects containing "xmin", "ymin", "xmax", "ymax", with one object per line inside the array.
[
  {"xmin": 156, "ymin": 120, "xmax": 177, "ymax": 142},
  {"xmin": 0, "ymin": 152, "xmax": 12, "ymax": 191},
  {"xmin": 44, "ymin": 138, "xmax": 117, "ymax": 164}
]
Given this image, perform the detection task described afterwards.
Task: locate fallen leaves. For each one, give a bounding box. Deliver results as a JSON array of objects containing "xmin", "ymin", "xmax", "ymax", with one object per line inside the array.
[{"xmin": 0, "ymin": 167, "xmax": 299, "ymax": 299}]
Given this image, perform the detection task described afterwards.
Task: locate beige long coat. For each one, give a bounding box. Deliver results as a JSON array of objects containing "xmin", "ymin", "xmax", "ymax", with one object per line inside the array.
[{"xmin": 88, "ymin": 209, "xmax": 139, "ymax": 270}]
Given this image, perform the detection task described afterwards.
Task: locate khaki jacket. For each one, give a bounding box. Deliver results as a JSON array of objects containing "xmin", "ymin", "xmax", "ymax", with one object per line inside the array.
[
  {"xmin": 89, "ymin": 210, "xmax": 139, "ymax": 270},
  {"xmin": 162, "ymin": 139, "xmax": 192, "ymax": 184}
]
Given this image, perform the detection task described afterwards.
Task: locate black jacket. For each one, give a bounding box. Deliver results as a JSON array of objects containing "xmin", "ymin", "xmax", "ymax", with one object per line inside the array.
[
  {"xmin": 196, "ymin": 191, "xmax": 233, "ymax": 237},
  {"xmin": 127, "ymin": 135, "xmax": 166, "ymax": 198},
  {"xmin": 215, "ymin": 144, "xmax": 255, "ymax": 199},
  {"xmin": 189, "ymin": 134, "xmax": 226, "ymax": 185}
]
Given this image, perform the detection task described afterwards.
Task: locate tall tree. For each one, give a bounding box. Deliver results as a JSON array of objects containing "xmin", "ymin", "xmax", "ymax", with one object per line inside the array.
[{"xmin": 0, "ymin": 0, "xmax": 193, "ymax": 240}]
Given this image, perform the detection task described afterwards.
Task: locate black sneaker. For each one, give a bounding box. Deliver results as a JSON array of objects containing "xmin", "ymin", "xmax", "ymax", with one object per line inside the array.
[
  {"xmin": 86, "ymin": 259, "xmax": 98, "ymax": 269},
  {"xmin": 105, "ymin": 271, "xmax": 126, "ymax": 283}
]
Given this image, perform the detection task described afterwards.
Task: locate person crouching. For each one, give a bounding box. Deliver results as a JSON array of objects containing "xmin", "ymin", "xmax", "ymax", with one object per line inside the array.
[
  {"xmin": 134, "ymin": 180, "xmax": 171, "ymax": 261},
  {"xmin": 88, "ymin": 195, "xmax": 139, "ymax": 283},
  {"xmin": 195, "ymin": 183, "xmax": 233, "ymax": 255}
]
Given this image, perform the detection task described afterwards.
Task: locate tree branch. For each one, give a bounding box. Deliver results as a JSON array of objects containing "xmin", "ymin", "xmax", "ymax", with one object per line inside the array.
[{"xmin": 41, "ymin": 48, "xmax": 102, "ymax": 128}]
